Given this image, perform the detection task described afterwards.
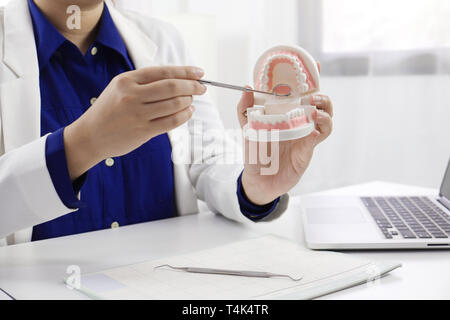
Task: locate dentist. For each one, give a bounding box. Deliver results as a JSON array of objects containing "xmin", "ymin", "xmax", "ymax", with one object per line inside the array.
[{"xmin": 0, "ymin": 0, "xmax": 333, "ymax": 245}]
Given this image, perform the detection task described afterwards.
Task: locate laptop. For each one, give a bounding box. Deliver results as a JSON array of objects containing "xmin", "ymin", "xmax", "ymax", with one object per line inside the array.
[{"xmin": 301, "ymin": 159, "xmax": 450, "ymax": 250}]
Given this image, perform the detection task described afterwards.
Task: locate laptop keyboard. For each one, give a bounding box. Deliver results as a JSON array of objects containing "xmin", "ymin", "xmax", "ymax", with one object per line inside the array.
[{"xmin": 361, "ymin": 197, "xmax": 450, "ymax": 239}]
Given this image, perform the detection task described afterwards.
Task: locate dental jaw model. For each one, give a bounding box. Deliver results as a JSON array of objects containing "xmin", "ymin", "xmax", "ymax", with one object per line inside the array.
[{"xmin": 244, "ymin": 45, "xmax": 320, "ymax": 141}]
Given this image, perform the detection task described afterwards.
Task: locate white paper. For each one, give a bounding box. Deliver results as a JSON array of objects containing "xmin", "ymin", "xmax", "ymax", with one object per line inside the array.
[
  {"xmin": 78, "ymin": 235, "xmax": 401, "ymax": 300},
  {"xmin": 0, "ymin": 288, "xmax": 14, "ymax": 300}
]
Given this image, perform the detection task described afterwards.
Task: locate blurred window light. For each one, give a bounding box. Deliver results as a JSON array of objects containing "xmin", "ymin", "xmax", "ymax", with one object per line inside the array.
[{"xmin": 322, "ymin": 0, "xmax": 450, "ymax": 53}]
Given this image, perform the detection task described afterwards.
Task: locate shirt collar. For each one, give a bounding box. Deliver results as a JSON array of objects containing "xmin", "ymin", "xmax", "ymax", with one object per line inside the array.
[
  {"xmin": 95, "ymin": 4, "xmax": 129, "ymax": 60},
  {"xmin": 28, "ymin": 0, "xmax": 66, "ymax": 70},
  {"xmin": 28, "ymin": 0, "xmax": 130, "ymax": 70}
]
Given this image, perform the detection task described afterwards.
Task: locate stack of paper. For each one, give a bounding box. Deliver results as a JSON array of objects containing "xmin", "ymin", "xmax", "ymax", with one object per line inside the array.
[{"xmin": 75, "ymin": 235, "xmax": 400, "ymax": 299}]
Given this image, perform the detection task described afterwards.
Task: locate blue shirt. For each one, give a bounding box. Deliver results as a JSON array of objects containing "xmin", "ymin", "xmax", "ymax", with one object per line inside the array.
[{"xmin": 28, "ymin": 0, "xmax": 278, "ymax": 241}]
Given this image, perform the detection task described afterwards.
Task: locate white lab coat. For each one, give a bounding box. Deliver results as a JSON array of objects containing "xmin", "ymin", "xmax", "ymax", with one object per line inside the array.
[{"xmin": 0, "ymin": 0, "xmax": 288, "ymax": 245}]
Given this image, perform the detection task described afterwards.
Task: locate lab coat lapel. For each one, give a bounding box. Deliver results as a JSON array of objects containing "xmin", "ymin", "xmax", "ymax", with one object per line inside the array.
[
  {"xmin": 107, "ymin": 3, "xmax": 158, "ymax": 70},
  {"xmin": 1, "ymin": 0, "xmax": 40, "ymax": 244},
  {"xmin": 1, "ymin": 0, "xmax": 41, "ymax": 152}
]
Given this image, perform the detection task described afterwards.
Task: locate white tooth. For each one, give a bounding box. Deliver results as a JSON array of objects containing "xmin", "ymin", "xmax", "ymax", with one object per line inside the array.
[
  {"xmin": 300, "ymin": 73, "xmax": 307, "ymax": 82},
  {"xmin": 288, "ymin": 111, "xmax": 293, "ymax": 119},
  {"xmin": 261, "ymin": 114, "xmax": 286, "ymax": 125},
  {"xmin": 302, "ymin": 83, "xmax": 309, "ymax": 92},
  {"xmin": 253, "ymin": 113, "xmax": 262, "ymax": 122}
]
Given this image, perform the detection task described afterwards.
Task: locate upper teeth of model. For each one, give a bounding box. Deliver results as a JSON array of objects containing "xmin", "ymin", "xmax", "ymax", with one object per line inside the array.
[{"xmin": 259, "ymin": 53, "xmax": 309, "ymax": 94}]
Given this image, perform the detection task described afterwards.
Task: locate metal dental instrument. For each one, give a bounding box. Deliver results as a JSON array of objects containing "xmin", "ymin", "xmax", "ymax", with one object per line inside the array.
[
  {"xmin": 154, "ymin": 264, "xmax": 302, "ymax": 281},
  {"xmin": 198, "ymin": 79, "xmax": 291, "ymax": 97}
]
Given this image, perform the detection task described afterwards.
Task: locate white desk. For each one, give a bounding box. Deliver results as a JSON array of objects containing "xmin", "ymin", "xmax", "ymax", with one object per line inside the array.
[{"xmin": 1, "ymin": 181, "xmax": 449, "ymax": 300}]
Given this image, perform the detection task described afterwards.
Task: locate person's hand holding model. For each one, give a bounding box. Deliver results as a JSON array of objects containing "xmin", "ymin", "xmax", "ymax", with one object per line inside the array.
[
  {"xmin": 237, "ymin": 90, "xmax": 333, "ymax": 205},
  {"xmin": 236, "ymin": 46, "xmax": 334, "ymax": 206}
]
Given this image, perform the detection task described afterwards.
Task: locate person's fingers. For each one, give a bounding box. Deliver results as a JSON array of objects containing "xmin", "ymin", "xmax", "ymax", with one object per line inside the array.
[
  {"xmin": 317, "ymin": 61, "xmax": 321, "ymax": 74},
  {"xmin": 150, "ymin": 105, "xmax": 195, "ymax": 134},
  {"xmin": 139, "ymin": 79, "xmax": 206, "ymax": 102},
  {"xmin": 310, "ymin": 94, "xmax": 333, "ymax": 118},
  {"xmin": 307, "ymin": 129, "xmax": 321, "ymax": 148},
  {"xmin": 143, "ymin": 96, "xmax": 194, "ymax": 120},
  {"xmin": 314, "ymin": 110, "xmax": 333, "ymax": 143},
  {"xmin": 237, "ymin": 86, "xmax": 255, "ymax": 128},
  {"xmin": 291, "ymin": 109, "xmax": 320, "ymax": 151},
  {"xmin": 293, "ymin": 129, "xmax": 320, "ymax": 156},
  {"xmin": 130, "ymin": 66, "xmax": 205, "ymax": 84}
]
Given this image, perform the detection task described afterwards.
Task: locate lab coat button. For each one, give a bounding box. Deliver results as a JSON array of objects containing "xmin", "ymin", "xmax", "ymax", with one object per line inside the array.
[
  {"xmin": 90, "ymin": 97, "xmax": 97, "ymax": 105},
  {"xmin": 91, "ymin": 46, "xmax": 98, "ymax": 56},
  {"xmin": 105, "ymin": 158, "xmax": 114, "ymax": 167},
  {"xmin": 111, "ymin": 221, "xmax": 119, "ymax": 229}
]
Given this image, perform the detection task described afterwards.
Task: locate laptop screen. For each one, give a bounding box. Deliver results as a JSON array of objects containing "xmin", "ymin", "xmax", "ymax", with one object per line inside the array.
[{"xmin": 439, "ymin": 159, "xmax": 450, "ymax": 200}]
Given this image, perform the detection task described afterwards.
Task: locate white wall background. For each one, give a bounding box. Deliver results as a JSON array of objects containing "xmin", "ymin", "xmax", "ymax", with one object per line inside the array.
[{"xmin": 301, "ymin": 75, "xmax": 450, "ymax": 194}]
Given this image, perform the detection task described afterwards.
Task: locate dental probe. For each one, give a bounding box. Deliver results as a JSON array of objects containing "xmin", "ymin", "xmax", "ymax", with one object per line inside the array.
[
  {"xmin": 198, "ymin": 79, "xmax": 291, "ymax": 97},
  {"xmin": 154, "ymin": 264, "xmax": 303, "ymax": 281}
]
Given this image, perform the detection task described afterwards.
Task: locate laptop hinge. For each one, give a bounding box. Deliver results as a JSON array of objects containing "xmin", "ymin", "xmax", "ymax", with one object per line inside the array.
[{"xmin": 437, "ymin": 196, "xmax": 450, "ymax": 211}]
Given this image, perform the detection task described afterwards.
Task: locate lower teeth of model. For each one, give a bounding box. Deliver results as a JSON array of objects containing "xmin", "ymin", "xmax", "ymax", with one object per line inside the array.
[{"xmin": 249, "ymin": 108, "xmax": 305, "ymax": 125}]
